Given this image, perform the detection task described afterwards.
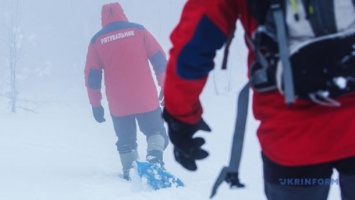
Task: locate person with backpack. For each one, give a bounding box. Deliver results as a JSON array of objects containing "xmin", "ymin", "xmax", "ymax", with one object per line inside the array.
[
  {"xmin": 162, "ymin": 0, "xmax": 355, "ymax": 199},
  {"xmin": 84, "ymin": 2, "xmax": 168, "ymax": 181}
]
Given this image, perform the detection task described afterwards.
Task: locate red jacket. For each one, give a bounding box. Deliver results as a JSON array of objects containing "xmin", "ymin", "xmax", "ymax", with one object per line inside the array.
[
  {"xmin": 164, "ymin": 0, "xmax": 355, "ymax": 166},
  {"xmin": 85, "ymin": 3, "xmax": 166, "ymax": 116}
]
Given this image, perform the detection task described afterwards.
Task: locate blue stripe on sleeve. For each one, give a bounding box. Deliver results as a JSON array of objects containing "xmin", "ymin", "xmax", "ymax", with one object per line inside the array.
[
  {"xmin": 177, "ymin": 15, "xmax": 227, "ymax": 79},
  {"xmin": 149, "ymin": 51, "xmax": 167, "ymax": 73},
  {"xmin": 88, "ymin": 69, "xmax": 102, "ymax": 89}
]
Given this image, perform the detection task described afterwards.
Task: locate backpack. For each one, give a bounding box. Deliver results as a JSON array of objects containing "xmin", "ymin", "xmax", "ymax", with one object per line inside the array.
[
  {"xmin": 211, "ymin": 0, "xmax": 355, "ymax": 197},
  {"xmin": 249, "ymin": 0, "xmax": 355, "ymax": 106}
]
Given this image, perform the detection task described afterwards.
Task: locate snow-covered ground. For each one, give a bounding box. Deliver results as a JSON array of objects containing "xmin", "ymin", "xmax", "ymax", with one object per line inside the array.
[
  {"xmin": 0, "ymin": 83, "xmax": 261, "ymax": 200},
  {"xmin": 0, "ymin": 0, "xmax": 342, "ymax": 199},
  {"xmin": 0, "ymin": 78, "xmax": 342, "ymax": 200}
]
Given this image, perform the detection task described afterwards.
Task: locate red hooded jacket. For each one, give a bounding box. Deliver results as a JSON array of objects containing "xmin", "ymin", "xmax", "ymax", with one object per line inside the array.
[
  {"xmin": 164, "ymin": 0, "xmax": 355, "ymax": 166},
  {"xmin": 85, "ymin": 3, "xmax": 166, "ymax": 116}
]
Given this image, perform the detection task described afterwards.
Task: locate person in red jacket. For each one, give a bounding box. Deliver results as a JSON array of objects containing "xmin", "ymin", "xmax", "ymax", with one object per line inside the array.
[
  {"xmin": 84, "ymin": 2, "xmax": 168, "ymax": 181},
  {"xmin": 162, "ymin": 0, "xmax": 355, "ymax": 199}
]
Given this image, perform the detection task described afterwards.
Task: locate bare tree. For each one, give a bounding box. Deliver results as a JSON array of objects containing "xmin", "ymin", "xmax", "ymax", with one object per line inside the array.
[{"xmin": 2, "ymin": 0, "xmax": 23, "ymax": 112}]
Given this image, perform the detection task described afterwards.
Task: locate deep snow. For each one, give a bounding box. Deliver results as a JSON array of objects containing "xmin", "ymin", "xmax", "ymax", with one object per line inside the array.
[{"xmin": 0, "ymin": 76, "xmax": 342, "ymax": 200}]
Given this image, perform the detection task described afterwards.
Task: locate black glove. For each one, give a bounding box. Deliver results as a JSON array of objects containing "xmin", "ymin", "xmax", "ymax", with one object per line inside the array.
[
  {"xmin": 163, "ymin": 109, "xmax": 211, "ymax": 171},
  {"xmin": 225, "ymin": 172, "xmax": 245, "ymax": 188},
  {"xmin": 92, "ymin": 106, "xmax": 105, "ymax": 123}
]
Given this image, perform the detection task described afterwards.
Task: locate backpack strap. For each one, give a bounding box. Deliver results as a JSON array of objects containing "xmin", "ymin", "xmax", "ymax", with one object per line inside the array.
[
  {"xmin": 271, "ymin": 0, "xmax": 295, "ymax": 105},
  {"xmin": 221, "ymin": 27, "xmax": 236, "ymax": 70},
  {"xmin": 246, "ymin": 34, "xmax": 277, "ymax": 91},
  {"xmin": 304, "ymin": 0, "xmax": 337, "ymax": 36}
]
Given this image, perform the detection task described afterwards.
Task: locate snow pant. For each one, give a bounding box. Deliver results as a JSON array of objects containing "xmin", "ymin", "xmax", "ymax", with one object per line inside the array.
[
  {"xmin": 111, "ymin": 106, "xmax": 169, "ymax": 171},
  {"xmin": 262, "ymin": 153, "xmax": 355, "ymax": 200}
]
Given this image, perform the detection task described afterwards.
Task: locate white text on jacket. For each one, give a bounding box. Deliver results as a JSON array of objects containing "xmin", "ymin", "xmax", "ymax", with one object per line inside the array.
[{"xmin": 101, "ymin": 31, "xmax": 135, "ymax": 44}]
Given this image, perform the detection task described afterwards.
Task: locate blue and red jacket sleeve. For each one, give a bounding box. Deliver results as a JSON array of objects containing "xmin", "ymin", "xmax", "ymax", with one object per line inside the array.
[
  {"xmin": 144, "ymin": 29, "xmax": 167, "ymax": 88},
  {"xmin": 164, "ymin": 0, "xmax": 239, "ymax": 124},
  {"xmin": 84, "ymin": 44, "xmax": 103, "ymax": 108}
]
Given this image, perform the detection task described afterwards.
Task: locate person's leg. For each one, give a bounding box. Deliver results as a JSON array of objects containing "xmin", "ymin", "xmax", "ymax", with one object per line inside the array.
[
  {"xmin": 136, "ymin": 106, "xmax": 169, "ymax": 164},
  {"xmin": 332, "ymin": 156, "xmax": 355, "ymax": 200},
  {"xmin": 111, "ymin": 114, "xmax": 138, "ymax": 179},
  {"xmin": 262, "ymin": 153, "xmax": 332, "ymax": 200}
]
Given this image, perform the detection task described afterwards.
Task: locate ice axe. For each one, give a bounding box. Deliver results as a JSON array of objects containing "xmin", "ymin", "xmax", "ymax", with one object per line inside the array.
[{"xmin": 210, "ymin": 82, "xmax": 249, "ymax": 198}]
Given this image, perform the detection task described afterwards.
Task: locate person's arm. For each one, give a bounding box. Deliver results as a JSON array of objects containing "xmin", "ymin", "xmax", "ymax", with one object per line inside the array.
[
  {"xmin": 162, "ymin": 0, "xmax": 240, "ymax": 171},
  {"xmin": 144, "ymin": 29, "xmax": 167, "ymax": 88},
  {"xmin": 84, "ymin": 43, "xmax": 106, "ymax": 123},
  {"xmin": 84, "ymin": 44, "xmax": 103, "ymax": 109},
  {"xmin": 164, "ymin": 0, "xmax": 240, "ymax": 124}
]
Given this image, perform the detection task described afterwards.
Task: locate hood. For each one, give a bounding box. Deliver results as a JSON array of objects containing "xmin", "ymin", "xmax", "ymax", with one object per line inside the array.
[{"xmin": 101, "ymin": 3, "xmax": 128, "ymax": 27}]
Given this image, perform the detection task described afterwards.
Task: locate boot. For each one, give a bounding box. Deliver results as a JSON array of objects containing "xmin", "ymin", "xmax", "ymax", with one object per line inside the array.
[
  {"xmin": 119, "ymin": 150, "xmax": 138, "ymax": 181},
  {"xmin": 146, "ymin": 150, "xmax": 165, "ymax": 169},
  {"xmin": 147, "ymin": 134, "xmax": 165, "ymax": 168},
  {"xmin": 123, "ymin": 170, "xmax": 131, "ymax": 181}
]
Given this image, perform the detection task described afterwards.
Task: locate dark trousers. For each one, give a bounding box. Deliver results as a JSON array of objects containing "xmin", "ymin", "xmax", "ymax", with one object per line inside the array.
[
  {"xmin": 111, "ymin": 106, "xmax": 168, "ymax": 154},
  {"xmin": 262, "ymin": 153, "xmax": 355, "ymax": 200}
]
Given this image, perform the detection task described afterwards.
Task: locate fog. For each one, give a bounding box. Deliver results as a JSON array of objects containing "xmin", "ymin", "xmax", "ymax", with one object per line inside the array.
[{"xmin": 0, "ymin": 0, "xmax": 185, "ymax": 110}]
